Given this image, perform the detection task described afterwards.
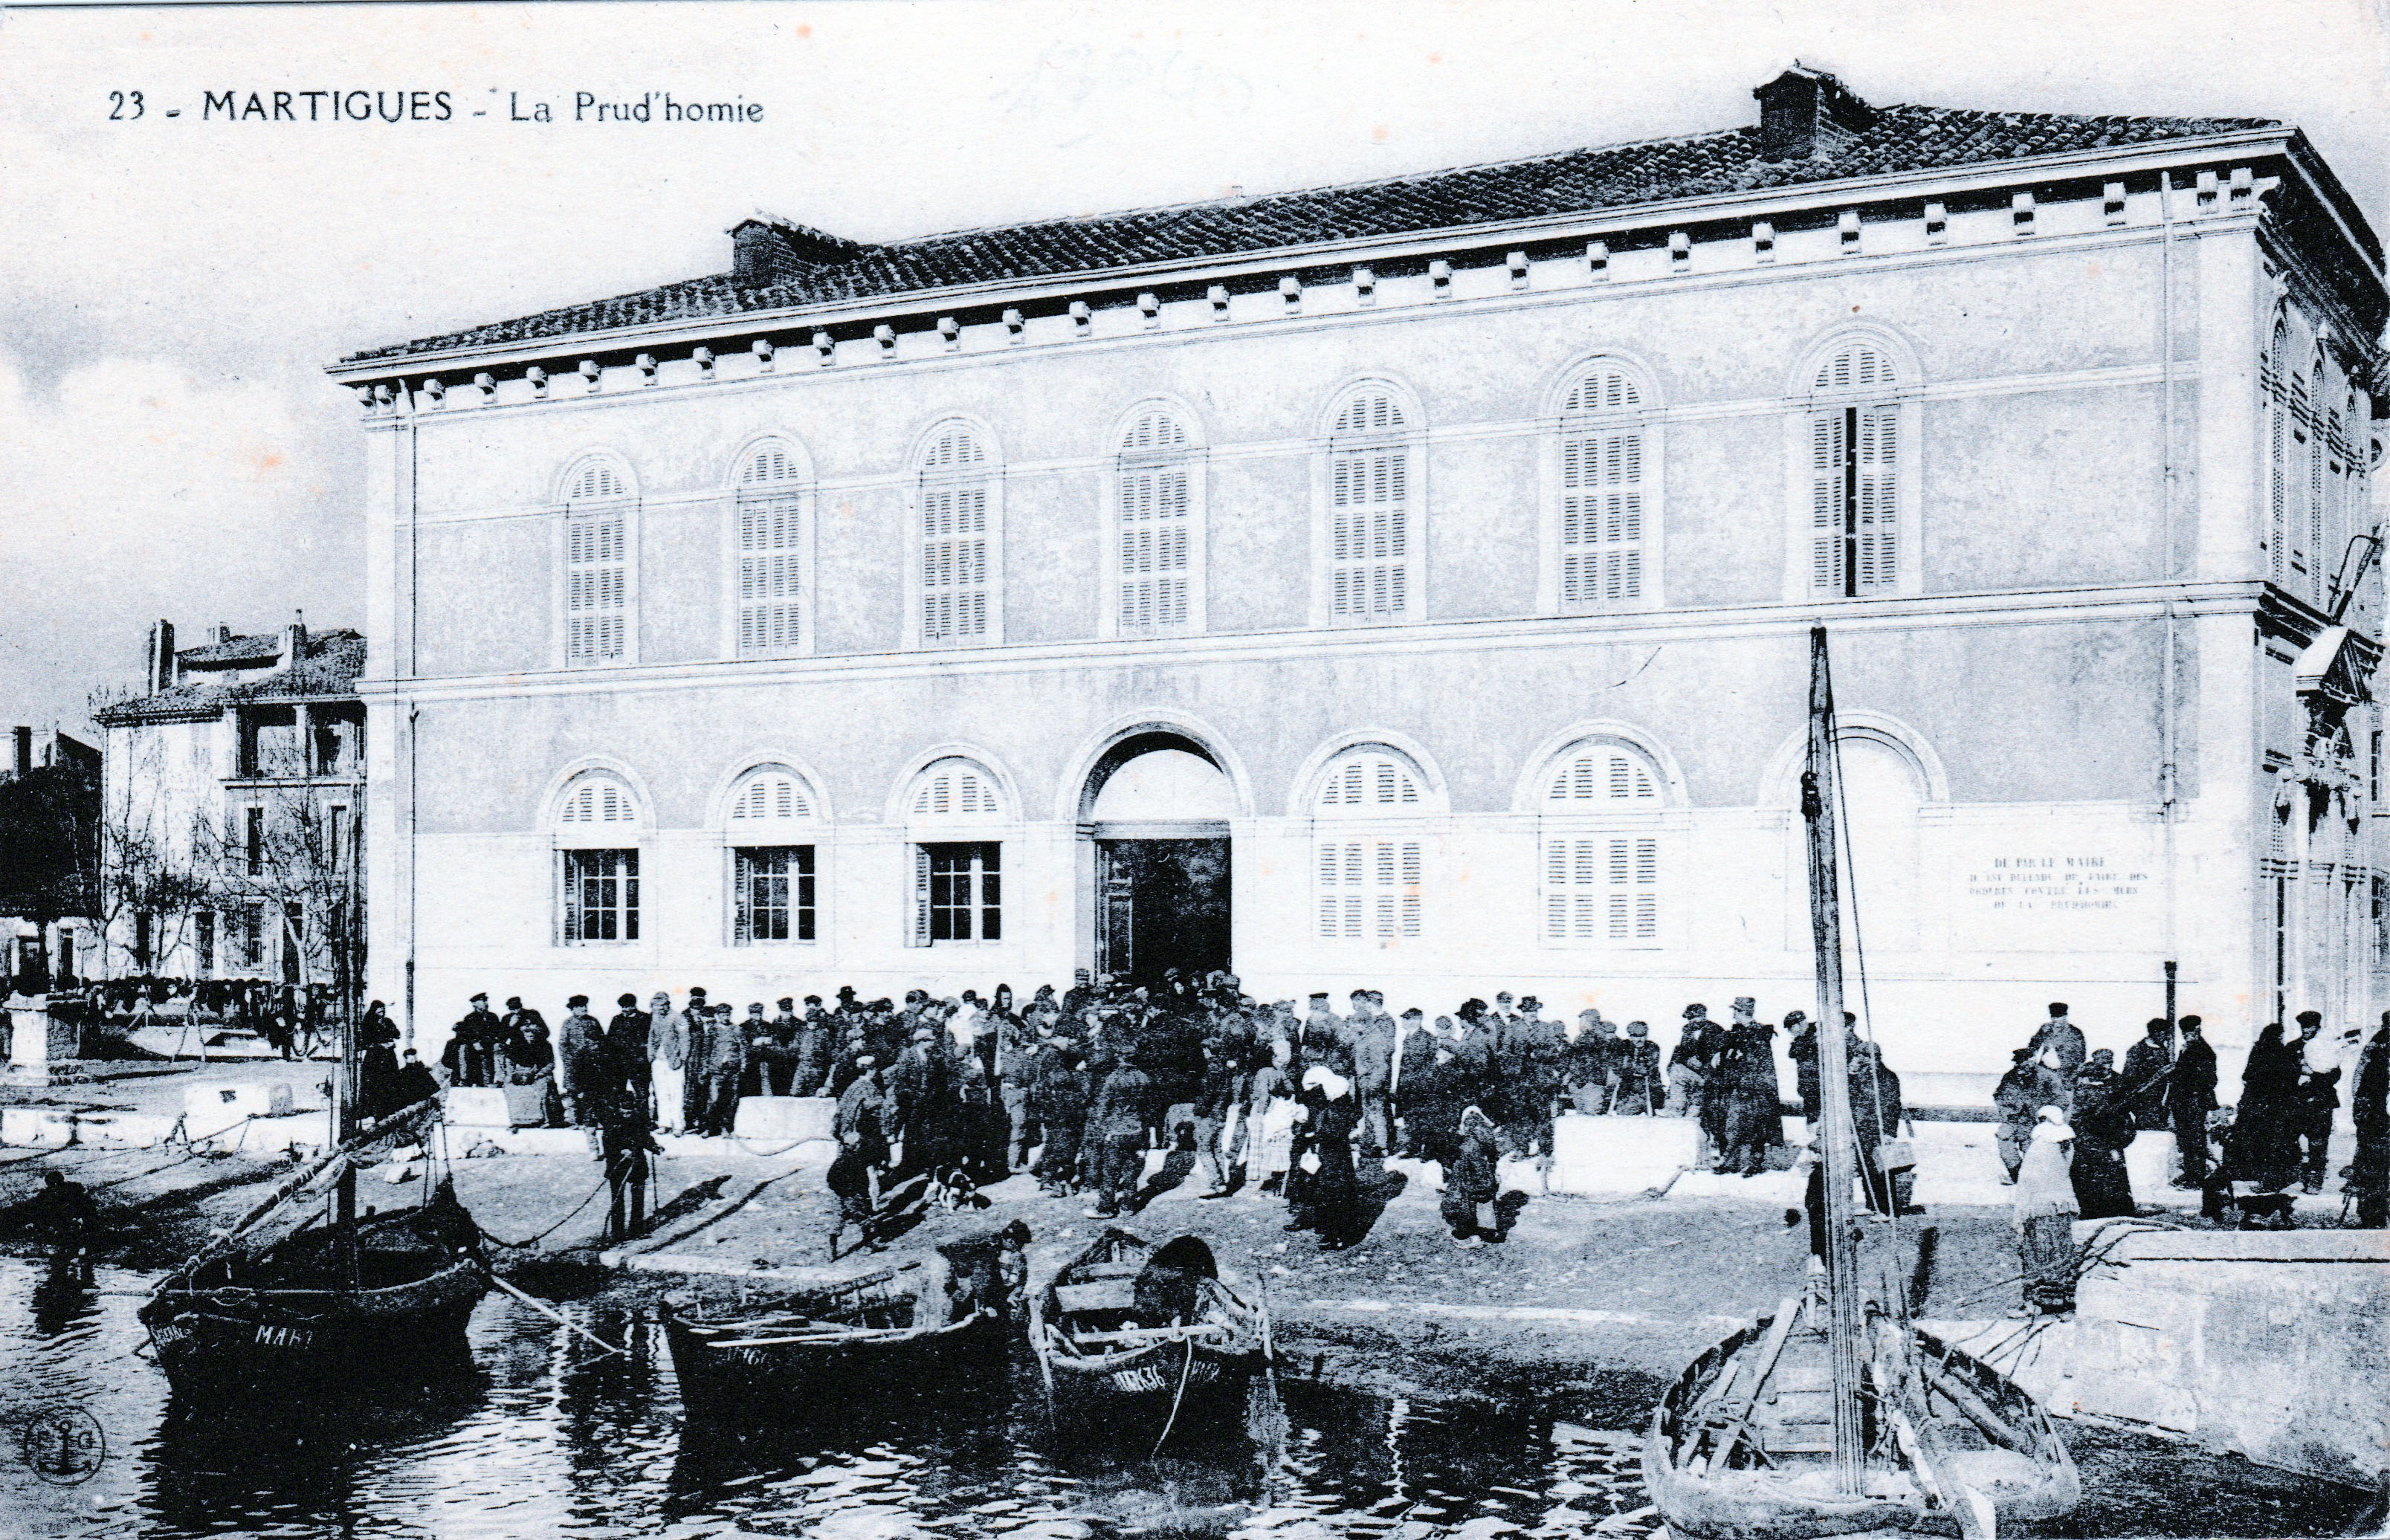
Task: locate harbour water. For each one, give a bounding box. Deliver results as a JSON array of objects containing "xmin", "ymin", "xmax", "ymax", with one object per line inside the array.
[{"xmin": 0, "ymin": 1258, "xmax": 2365, "ymax": 1539}]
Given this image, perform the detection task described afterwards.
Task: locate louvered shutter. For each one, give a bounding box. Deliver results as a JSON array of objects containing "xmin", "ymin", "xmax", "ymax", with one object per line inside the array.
[
  {"xmin": 1853, "ymin": 406, "xmax": 1899, "ymax": 592},
  {"xmin": 1329, "ymin": 393, "xmax": 1412, "ymax": 621},
  {"xmin": 566, "ymin": 508, "xmax": 627, "ymax": 662},
  {"xmin": 1559, "ymin": 369, "xmax": 1646, "ymax": 607},
  {"xmin": 1810, "ymin": 410, "xmax": 1847, "ymax": 596},
  {"xmin": 737, "ymin": 445, "xmax": 804, "ymax": 656},
  {"xmin": 912, "ymin": 846, "xmax": 931, "ymax": 945},
  {"xmin": 920, "ymin": 429, "xmax": 992, "ymax": 642}
]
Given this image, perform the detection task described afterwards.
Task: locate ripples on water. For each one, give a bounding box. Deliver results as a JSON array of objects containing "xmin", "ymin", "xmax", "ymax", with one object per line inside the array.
[{"xmin": 0, "ymin": 1258, "xmax": 2366, "ymax": 1539}]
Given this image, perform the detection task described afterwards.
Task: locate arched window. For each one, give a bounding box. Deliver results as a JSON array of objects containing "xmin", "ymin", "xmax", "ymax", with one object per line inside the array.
[
  {"xmin": 562, "ymin": 459, "xmax": 634, "ymax": 664},
  {"xmin": 736, "ymin": 440, "xmax": 808, "ymax": 659},
  {"xmin": 1115, "ymin": 407, "xmax": 1198, "ymax": 635},
  {"xmin": 1538, "ymin": 741, "xmax": 1665, "ymax": 946},
  {"xmin": 1554, "ymin": 363, "xmax": 1652, "ymax": 609},
  {"xmin": 1311, "ymin": 747, "xmax": 1426, "ymax": 943},
  {"xmin": 555, "ymin": 773, "xmax": 639, "ymax": 943},
  {"xmin": 1806, "ymin": 342, "xmax": 1902, "ymax": 598},
  {"xmin": 905, "ymin": 757, "xmax": 1004, "ymax": 945},
  {"xmin": 916, "ymin": 422, "xmax": 997, "ymax": 646},
  {"xmin": 1323, "ymin": 386, "xmax": 1417, "ymax": 624},
  {"xmin": 726, "ymin": 764, "xmax": 817, "ymax": 944},
  {"xmin": 2264, "ymin": 317, "xmax": 2290, "ymax": 586}
]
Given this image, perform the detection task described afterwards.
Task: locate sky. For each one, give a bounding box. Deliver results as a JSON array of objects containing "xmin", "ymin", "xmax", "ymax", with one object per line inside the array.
[{"xmin": 2, "ymin": 0, "xmax": 2386, "ymax": 737}]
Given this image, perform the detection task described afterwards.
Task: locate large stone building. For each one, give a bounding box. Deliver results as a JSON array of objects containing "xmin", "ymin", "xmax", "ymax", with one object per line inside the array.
[{"xmin": 332, "ymin": 68, "xmax": 2387, "ymax": 1090}]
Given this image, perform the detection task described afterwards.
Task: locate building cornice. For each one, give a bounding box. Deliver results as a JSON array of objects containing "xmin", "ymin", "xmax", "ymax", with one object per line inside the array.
[
  {"xmin": 327, "ymin": 128, "xmax": 2299, "ymax": 389},
  {"xmin": 360, "ymin": 578, "xmax": 2275, "ymax": 708}
]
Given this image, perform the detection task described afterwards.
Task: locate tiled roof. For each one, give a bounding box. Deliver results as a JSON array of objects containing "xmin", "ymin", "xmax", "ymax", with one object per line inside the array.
[
  {"xmin": 346, "ymin": 99, "xmax": 2277, "ymax": 365},
  {"xmin": 178, "ymin": 632, "xmax": 285, "ymax": 667},
  {"xmin": 97, "ymin": 632, "xmax": 366, "ymax": 725}
]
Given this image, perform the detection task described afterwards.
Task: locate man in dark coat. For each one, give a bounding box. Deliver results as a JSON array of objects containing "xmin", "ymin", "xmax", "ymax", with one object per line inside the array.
[
  {"xmin": 1614, "ymin": 1020, "xmax": 1664, "ymax": 1115},
  {"xmin": 1847, "ymin": 1033, "xmax": 1908, "ymax": 1213},
  {"xmin": 2121, "ymin": 1017, "xmax": 2176, "ymax": 1132},
  {"xmin": 558, "ymin": 995, "xmax": 605, "ymax": 1126},
  {"xmin": 753, "ymin": 998, "xmax": 802, "ymax": 1096},
  {"xmin": 2293, "ymin": 1011, "xmax": 2342, "ymax": 1194},
  {"xmin": 1992, "ymin": 1046, "xmax": 2040, "ymax": 1182},
  {"xmin": 1784, "ymin": 1010, "xmax": 1821, "ymax": 1124},
  {"xmin": 791, "ymin": 996, "xmax": 833, "ymax": 1096},
  {"xmin": 2027, "ymin": 1003, "xmax": 2087, "ymax": 1077},
  {"xmin": 2167, "ymin": 1015, "xmax": 2220, "ymax": 1188},
  {"xmin": 1351, "ymin": 1008, "xmax": 1396, "ymax": 1156},
  {"xmin": 1085, "ymin": 1054, "xmax": 1151, "ymax": 1217},
  {"xmin": 2351, "ymin": 1014, "xmax": 2389, "ymax": 1228},
  {"xmin": 1675, "ymin": 1003, "xmax": 1730, "ymax": 1168},
  {"xmin": 448, "ymin": 993, "xmax": 503, "ymax": 1087},
  {"xmin": 1718, "ymin": 997, "xmax": 1782, "ymax": 1177},
  {"xmin": 1030, "ymin": 1035, "xmax": 1090, "ymax": 1195},
  {"xmin": 589, "ymin": 1049, "xmax": 658, "ymax": 1245},
  {"xmin": 2070, "ymin": 1049, "xmax": 2137, "ymax": 1220}
]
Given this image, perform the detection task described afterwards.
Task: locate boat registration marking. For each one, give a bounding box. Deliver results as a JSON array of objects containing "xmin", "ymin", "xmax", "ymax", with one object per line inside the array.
[
  {"xmin": 254, "ymin": 1325, "xmax": 314, "ymax": 1350},
  {"xmin": 1110, "ymin": 1360, "xmax": 1220, "ymax": 1394}
]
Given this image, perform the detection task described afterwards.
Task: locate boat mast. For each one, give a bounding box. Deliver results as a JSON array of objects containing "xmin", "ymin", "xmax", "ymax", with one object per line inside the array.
[
  {"xmin": 332, "ymin": 807, "xmax": 359, "ymax": 1287},
  {"xmin": 1800, "ymin": 624, "xmax": 1866, "ymax": 1492}
]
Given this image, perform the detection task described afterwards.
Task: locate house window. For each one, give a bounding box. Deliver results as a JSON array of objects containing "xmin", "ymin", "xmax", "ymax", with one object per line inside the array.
[
  {"xmin": 563, "ymin": 459, "xmax": 631, "ymax": 664},
  {"xmin": 1117, "ymin": 408, "xmax": 1195, "ymax": 634},
  {"xmin": 1315, "ymin": 838, "xmax": 1421, "ymax": 942},
  {"xmin": 727, "ymin": 766, "xmax": 818, "ymax": 943},
  {"xmin": 1807, "ymin": 343, "xmax": 1902, "ymax": 597},
  {"xmin": 1557, "ymin": 364, "xmax": 1650, "ymax": 608},
  {"xmin": 737, "ymin": 440, "xmax": 807, "ymax": 657},
  {"xmin": 561, "ymin": 849, "xmax": 639, "ymax": 942},
  {"xmin": 910, "ymin": 762, "xmax": 1001, "ymax": 818},
  {"xmin": 733, "ymin": 846, "xmax": 815, "ymax": 943},
  {"xmin": 1311, "ymin": 748, "xmax": 1428, "ymax": 942},
  {"xmin": 245, "ymin": 806, "xmax": 265, "ymax": 875},
  {"xmin": 245, "ymin": 707, "xmax": 304, "ymax": 778},
  {"xmin": 310, "ymin": 708, "xmax": 362, "ymax": 777},
  {"xmin": 1540, "ymin": 742, "xmax": 1667, "ymax": 946},
  {"xmin": 194, "ymin": 911, "xmax": 216, "ymax": 974},
  {"xmin": 916, "ymin": 843, "xmax": 1001, "ymax": 942},
  {"xmin": 233, "ymin": 906, "xmax": 264, "ymax": 971},
  {"xmin": 327, "ymin": 806, "xmax": 349, "ymax": 870},
  {"xmin": 133, "ymin": 912, "xmax": 154, "ymax": 972},
  {"xmin": 556, "ymin": 772, "xmax": 640, "ymax": 943},
  {"xmin": 918, "ymin": 422, "xmax": 993, "ymax": 644},
  {"xmin": 1326, "ymin": 387, "xmax": 1415, "ymax": 623}
]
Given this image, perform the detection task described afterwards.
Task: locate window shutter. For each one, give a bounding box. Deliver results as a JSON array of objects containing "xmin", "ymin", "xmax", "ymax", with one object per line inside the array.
[
  {"xmin": 2270, "ymin": 401, "xmax": 2288, "ymax": 584},
  {"xmin": 920, "ymin": 430, "xmax": 991, "ymax": 642},
  {"xmin": 737, "ymin": 446, "xmax": 804, "ymax": 657},
  {"xmin": 1810, "ymin": 411, "xmax": 1846, "ymax": 595},
  {"xmin": 1559, "ymin": 368, "xmax": 1647, "ymax": 608},
  {"xmin": 912, "ymin": 846, "xmax": 931, "ymax": 945},
  {"xmin": 1329, "ymin": 392, "xmax": 1411, "ymax": 622},
  {"xmin": 2310, "ymin": 367, "xmax": 2329, "ymax": 605},
  {"xmin": 1119, "ymin": 416, "xmax": 1193, "ymax": 633},
  {"xmin": 1854, "ymin": 405, "xmax": 1898, "ymax": 591}
]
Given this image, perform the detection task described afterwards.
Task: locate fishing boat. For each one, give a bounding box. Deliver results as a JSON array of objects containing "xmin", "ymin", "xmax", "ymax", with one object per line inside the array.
[
  {"xmin": 1644, "ymin": 627, "xmax": 2081, "ymax": 1539},
  {"xmin": 1030, "ymin": 1229, "xmax": 1269, "ymax": 1448},
  {"xmin": 662, "ymin": 1224, "xmax": 1022, "ymax": 1424},
  {"xmin": 139, "ymin": 1094, "xmax": 489, "ymax": 1392}
]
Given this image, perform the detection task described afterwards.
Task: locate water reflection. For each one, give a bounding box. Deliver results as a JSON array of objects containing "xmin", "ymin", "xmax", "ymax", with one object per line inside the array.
[{"xmin": 0, "ymin": 1257, "xmax": 2366, "ymax": 1540}]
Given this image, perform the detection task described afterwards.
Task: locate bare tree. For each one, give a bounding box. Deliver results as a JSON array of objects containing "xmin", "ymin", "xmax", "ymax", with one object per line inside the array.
[
  {"xmin": 90, "ymin": 732, "xmax": 212, "ymax": 981},
  {"xmin": 194, "ymin": 783, "xmax": 367, "ymax": 1018}
]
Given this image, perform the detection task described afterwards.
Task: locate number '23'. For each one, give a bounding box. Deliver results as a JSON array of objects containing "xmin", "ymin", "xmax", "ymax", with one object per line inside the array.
[{"xmin": 110, "ymin": 91, "xmax": 144, "ymax": 120}]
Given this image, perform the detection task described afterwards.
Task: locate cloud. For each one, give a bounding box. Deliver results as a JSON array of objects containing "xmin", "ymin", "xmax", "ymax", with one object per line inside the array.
[{"xmin": 0, "ymin": 355, "xmax": 361, "ymax": 732}]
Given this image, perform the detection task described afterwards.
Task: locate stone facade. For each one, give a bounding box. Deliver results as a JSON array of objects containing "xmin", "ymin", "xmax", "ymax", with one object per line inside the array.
[{"xmin": 332, "ymin": 71, "xmax": 2389, "ymax": 1093}]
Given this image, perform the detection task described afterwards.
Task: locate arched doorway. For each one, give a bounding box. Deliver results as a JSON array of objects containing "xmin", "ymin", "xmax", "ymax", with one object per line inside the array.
[{"xmin": 1082, "ymin": 734, "xmax": 1236, "ymax": 984}]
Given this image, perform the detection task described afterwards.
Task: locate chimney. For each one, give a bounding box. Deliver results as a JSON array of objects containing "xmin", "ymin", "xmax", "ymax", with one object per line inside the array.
[
  {"xmin": 214, "ymin": 623, "xmax": 231, "ymax": 644},
  {"xmin": 727, "ymin": 213, "xmax": 866, "ymax": 288},
  {"xmin": 1753, "ymin": 65, "xmax": 1875, "ymax": 162},
  {"xmin": 11, "ymin": 727, "xmax": 30, "ymax": 779},
  {"xmin": 147, "ymin": 618, "xmax": 177, "ymax": 693},
  {"xmin": 282, "ymin": 613, "xmax": 308, "ymax": 667}
]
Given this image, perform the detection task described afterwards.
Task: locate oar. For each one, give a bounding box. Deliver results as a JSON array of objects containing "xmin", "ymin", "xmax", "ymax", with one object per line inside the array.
[{"xmin": 489, "ymin": 1271, "xmax": 627, "ymax": 1356}]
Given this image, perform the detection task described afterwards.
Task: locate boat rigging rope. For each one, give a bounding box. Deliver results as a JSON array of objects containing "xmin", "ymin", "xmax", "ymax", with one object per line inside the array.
[
  {"xmin": 472, "ymin": 1171, "xmax": 615, "ymax": 1249},
  {"xmin": 1826, "ymin": 716, "xmax": 1907, "ymax": 1287},
  {"xmin": 1147, "ymin": 1333, "xmax": 1199, "ymax": 1460}
]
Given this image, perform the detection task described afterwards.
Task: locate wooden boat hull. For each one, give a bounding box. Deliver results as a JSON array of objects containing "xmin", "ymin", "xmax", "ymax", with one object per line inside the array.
[
  {"xmin": 141, "ymin": 1252, "xmax": 488, "ymax": 1393},
  {"xmin": 1041, "ymin": 1338, "xmax": 1262, "ymax": 1443},
  {"xmin": 1033, "ymin": 1228, "xmax": 1269, "ymax": 1449},
  {"xmin": 1644, "ymin": 1308, "xmax": 2079, "ymax": 1540},
  {"xmin": 662, "ymin": 1303, "xmax": 1009, "ymax": 1422}
]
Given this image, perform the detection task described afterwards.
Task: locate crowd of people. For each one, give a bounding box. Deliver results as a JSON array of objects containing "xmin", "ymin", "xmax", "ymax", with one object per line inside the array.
[
  {"xmin": 408, "ymin": 971, "xmax": 1885, "ymax": 1252},
  {"xmin": 384, "ymin": 974, "xmax": 2390, "ymax": 1258}
]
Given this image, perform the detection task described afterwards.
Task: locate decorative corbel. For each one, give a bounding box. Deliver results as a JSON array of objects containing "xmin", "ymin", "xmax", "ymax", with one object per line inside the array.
[
  {"xmin": 753, "ymin": 338, "xmax": 775, "ymax": 372},
  {"xmin": 692, "ymin": 346, "xmax": 715, "ymax": 381},
  {"xmin": 636, "ymin": 352, "xmax": 658, "ymax": 386}
]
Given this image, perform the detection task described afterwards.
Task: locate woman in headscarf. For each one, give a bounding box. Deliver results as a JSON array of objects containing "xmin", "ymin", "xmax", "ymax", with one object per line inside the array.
[
  {"xmin": 2068, "ymin": 1048, "xmax": 2137, "ymax": 1220},
  {"xmin": 1441, "ymin": 1105, "xmax": 1504, "ymax": 1246},
  {"xmin": 1292, "ymin": 1064, "xmax": 1364, "ymax": 1250},
  {"xmin": 2226, "ymin": 1021, "xmax": 2303, "ymax": 1193},
  {"xmin": 2013, "ymin": 1107, "xmax": 2079, "ymax": 1316},
  {"xmin": 355, "ymin": 1000, "xmax": 401, "ymax": 1119}
]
